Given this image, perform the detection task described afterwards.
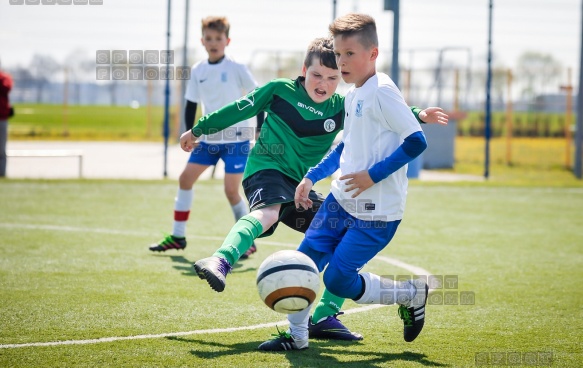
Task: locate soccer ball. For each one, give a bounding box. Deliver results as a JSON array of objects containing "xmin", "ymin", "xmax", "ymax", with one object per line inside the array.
[{"xmin": 256, "ymin": 250, "xmax": 320, "ymax": 314}]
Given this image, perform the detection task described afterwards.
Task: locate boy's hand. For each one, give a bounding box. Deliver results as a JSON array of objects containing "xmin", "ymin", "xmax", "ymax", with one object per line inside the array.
[
  {"xmin": 419, "ymin": 107, "xmax": 449, "ymax": 125},
  {"xmin": 295, "ymin": 178, "xmax": 314, "ymax": 210},
  {"xmin": 340, "ymin": 170, "xmax": 374, "ymax": 198},
  {"xmin": 180, "ymin": 130, "xmax": 199, "ymax": 152}
]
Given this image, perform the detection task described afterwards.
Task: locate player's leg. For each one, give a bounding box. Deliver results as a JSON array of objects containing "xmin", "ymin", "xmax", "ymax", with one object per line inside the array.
[
  {"xmin": 194, "ymin": 169, "xmax": 302, "ymax": 292},
  {"xmin": 328, "ymin": 218, "xmax": 428, "ymax": 342},
  {"xmin": 281, "ymin": 192, "xmax": 363, "ymax": 340},
  {"xmin": 149, "ymin": 142, "xmax": 216, "ymax": 252},
  {"xmin": 193, "ymin": 203, "xmax": 280, "ymax": 292},
  {"xmin": 221, "ymin": 141, "xmax": 257, "ymax": 259},
  {"xmin": 259, "ymin": 205, "xmax": 338, "ymax": 351}
]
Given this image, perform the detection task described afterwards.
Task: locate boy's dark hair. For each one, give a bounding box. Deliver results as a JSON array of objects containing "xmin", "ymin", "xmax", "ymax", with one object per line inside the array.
[
  {"xmin": 329, "ymin": 13, "xmax": 378, "ymax": 49},
  {"xmin": 201, "ymin": 16, "xmax": 230, "ymax": 38},
  {"xmin": 303, "ymin": 36, "xmax": 337, "ymax": 70}
]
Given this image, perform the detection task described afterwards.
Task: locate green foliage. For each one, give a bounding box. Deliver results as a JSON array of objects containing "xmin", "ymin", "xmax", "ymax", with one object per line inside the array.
[
  {"xmin": 0, "ymin": 180, "xmax": 582, "ymax": 367},
  {"xmin": 457, "ymin": 111, "xmax": 572, "ymax": 138},
  {"xmin": 8, "ymin": 104, "xmax": 171, "ymax": 141}
]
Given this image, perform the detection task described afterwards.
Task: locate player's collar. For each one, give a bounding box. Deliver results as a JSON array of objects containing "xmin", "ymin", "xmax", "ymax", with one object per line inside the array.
[{"xmin": 208, "ymin": 55, "xmax": 226, "ymax": 65}]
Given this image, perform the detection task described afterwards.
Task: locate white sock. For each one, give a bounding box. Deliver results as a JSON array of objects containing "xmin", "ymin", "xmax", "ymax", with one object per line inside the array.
[
  {"xmin": 231, "ymin": 199, "xmax": 249, "ymax": 221},
  {"xmin": 172, "ymin": 188, "xmax": 193, "ymax": 237},
  {"xmin": 288, "ymin": 306, "xmax": 310, "ymax": 344},
  {"xmin": 354, "ymin": 272, "xmax": 416, "ymax": 306}
]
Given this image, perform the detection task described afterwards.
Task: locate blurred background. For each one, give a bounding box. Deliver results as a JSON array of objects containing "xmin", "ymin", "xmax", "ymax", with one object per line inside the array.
[{"xmin": 1, "ymin": 0, "xmax": 581, "ymax": 182}]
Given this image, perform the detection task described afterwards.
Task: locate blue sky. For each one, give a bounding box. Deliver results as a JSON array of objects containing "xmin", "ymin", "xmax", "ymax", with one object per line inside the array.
[{"xmin": 0, "ymin": 0, "xmax": 580, "ymax": 82}]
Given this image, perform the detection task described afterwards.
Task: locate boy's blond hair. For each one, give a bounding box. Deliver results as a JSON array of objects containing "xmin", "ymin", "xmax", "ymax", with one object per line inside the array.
[
  {"xmin": 329, "ymin": 13, "xmax": 378, "ymax": 49},
  {"xmin": 201, "ymin": 16, "xmax": 230, "ymax": 38},
  {"xmin": 303, "ymin": 36, "xmax": 337, "ymax": 70}
]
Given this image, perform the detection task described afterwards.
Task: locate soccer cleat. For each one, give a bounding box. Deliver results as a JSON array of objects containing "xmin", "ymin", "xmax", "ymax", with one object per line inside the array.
[
  {"xmin": 149, "ymin": 234, "xmax": 187, "ymax": 252},
  {"xmin": 239, "ymin": 243, "xmax": 257, "ymax": 260},
  {"xmin": 258, "ymin": 327, "xmax": 308, "ymax": 351},
  {"xmin": 193, "ymin": 256, "xmax": 232, "ymax": 292},
  {"xmin": 308, "ymin": 312, "xmax": 363, "ymax": 341},
  {"xmin": 398, "ymin": 279, "xmax": 429, "ymax": 342}
]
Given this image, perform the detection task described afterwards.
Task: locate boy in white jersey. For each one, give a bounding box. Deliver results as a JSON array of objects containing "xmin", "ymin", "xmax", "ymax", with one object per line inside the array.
[
  {"xmin": 259, "ymin": 13, "xmax": 431, "ymax": 351},
  {"xmin": 149, "ymin": 16, "xmax": 262, "ymax": 258}
]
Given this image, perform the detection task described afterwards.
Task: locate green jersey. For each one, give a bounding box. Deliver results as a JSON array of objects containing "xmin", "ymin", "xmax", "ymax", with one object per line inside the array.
[{"xmin": 192, "ymin": 77, "xmax": 344, "ymax": 182}]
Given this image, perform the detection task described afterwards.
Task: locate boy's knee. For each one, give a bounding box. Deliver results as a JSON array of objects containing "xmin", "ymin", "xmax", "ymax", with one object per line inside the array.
[
  {"xmin": 178, "ymin": 172, "xmax": 196, "ymax": 189},
  {"xmin": 264, "ymin": 211, "xmax": 280, "ymax": 227},
  {"xmin": 323, "ymin": 266, "xmax": 356, "ymax": 299},
  {"xmin": 224, "ymin": 189, "xmax": 240, "ymax": 203},
  {"xmin": 179, "ymin": 180, "xmax": 194, "ymax": 190}
]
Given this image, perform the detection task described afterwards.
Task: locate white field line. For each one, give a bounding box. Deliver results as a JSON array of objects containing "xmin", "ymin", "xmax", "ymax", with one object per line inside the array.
[{"xmin": 0, "ymin": 222, "xmax": 432, "ymax": 349}]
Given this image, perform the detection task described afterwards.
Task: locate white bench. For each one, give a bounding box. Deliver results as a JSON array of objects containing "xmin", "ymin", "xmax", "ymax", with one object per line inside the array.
[{"xmin": 7, "ymin": 149, "xmax": 84, "ymax": 178}]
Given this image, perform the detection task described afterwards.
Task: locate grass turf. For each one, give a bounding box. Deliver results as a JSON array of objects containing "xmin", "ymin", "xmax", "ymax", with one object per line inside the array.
[{"xmin": 0, "ymin": 179, "xmax": 582, "ymax": 367}]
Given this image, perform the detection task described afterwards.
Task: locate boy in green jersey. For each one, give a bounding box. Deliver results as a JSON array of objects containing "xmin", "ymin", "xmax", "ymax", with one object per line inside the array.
[{"xmin": 180, "ymin": 36, "xmax": 447, "ymax": 340}]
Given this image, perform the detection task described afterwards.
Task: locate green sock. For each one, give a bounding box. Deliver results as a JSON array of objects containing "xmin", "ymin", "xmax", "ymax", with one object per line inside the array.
[
  {"xmin": 213, "ymin": 215, "xmax": 263, "ymax": 265},
  {"xmin": 311, "ymin": 288, "xmax": 346, "ymax": 323}
]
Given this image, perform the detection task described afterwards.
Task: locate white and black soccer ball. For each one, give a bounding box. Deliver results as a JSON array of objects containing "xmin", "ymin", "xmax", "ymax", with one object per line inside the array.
[{"xmin": 256, "ymin": 250, "xmax": 320, "ymax": 314}]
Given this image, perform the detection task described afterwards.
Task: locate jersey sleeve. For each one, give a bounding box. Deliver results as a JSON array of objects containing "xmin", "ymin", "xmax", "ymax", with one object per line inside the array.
[
  {"xmin": 375, "ymin": 84, "xmax": 422, "ymax": 140},
  {"xmin": 237, "ymin": 63, "xmax": 258, "ymax": 93},
  {"xmin": 184, "ymin": 65, "xmax": 200, "ymax": 103},
  {"xmin": 192, "ymin": 80, "xmax": 276, "ymax": 137}
]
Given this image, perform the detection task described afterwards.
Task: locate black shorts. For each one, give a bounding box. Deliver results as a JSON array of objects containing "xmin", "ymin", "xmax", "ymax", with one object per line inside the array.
[{"xmin": 242, "ymin": 169, "xmax": 325, "ymax": 237}]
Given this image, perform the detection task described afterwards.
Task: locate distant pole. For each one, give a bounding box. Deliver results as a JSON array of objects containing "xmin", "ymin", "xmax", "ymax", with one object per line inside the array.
[
  {"xmin": 575, "ymin": 0, "xmax": 583, "ymax": 179},
  {"xmin": 332, "ymin": 0, "xmax": 337, "ymax": 20},
  {"xmin": 560, "ymin": 68, "xmax": 573, "ymax": 169},
  {"xmin": 147, "ymin": 79, "xmax": 152, "ymax": 137},
  {"xmin": 163, "ymin": 0, "xmax": 172, "ymax": 178},
  {"xmin": 505, "ymin": 69, "xmax": 513, "ymax": 166},
  {"xmin": 179, "ymin": 0, "xmax": 189, "ymax": 136},
  {"xmin": 384, "ymin": 0, "xmax": 400, "ymax": 87},
  {"xmin": 436, "ymin": 48, "xmax": 444, "ymax": 106},
  {"xmin": 484, "ymin": 0, "xmax": 494, "ymax": 179},
  {"xmin": 63, "ymin": 67, "xmax": 69, "ymax": 137},
  {"xmin": 391, "ymin": 0, "xmax": 400, "ymax": 87}
]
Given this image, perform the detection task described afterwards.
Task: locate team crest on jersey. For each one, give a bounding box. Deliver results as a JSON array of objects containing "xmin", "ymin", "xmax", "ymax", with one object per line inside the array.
[
  {"xmin": 355, "ymin": 100, "xmax": 364, "ymax": 117},
  {"xmin": 323, "ymin": 119, "xmax": 336, "ymax": 132},
  {"xmin": 236, "ymin": 92, "xmax": 255, "ymax": 111}
]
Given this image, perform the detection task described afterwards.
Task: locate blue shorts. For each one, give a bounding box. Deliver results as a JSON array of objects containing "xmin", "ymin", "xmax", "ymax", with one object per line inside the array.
[
  {"xmin": 188, "ymin": 141, "xmax": 250, "ymax": 174},
  {"xmin": 297, "ymin": 193, "xmax": 401, "ymax": 299}
]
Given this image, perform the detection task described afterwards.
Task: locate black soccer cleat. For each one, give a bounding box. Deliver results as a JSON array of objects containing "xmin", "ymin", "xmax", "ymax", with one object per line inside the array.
[
  {"xmin": 193, "ymin": 256, "xmax": 232, "ymax": 292},
  {"xmin": 149, "ymin": 234, "xmax": 187, "ymax": 252},
  {"xmin": 258, "ymin": 327, "xmax": 308, "ymax": 351},
  {"xmin": 398, "ymin": 279, "xmax": 428, "ymax": 342}
]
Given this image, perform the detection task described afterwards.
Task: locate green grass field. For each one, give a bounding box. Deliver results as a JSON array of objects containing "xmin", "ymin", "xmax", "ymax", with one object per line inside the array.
[{"xmin": 1, "ymin": 179, "xmax": 582, "ymax": 367}]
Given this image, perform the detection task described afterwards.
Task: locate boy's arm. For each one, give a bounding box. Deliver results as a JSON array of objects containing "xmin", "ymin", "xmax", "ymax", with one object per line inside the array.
[
  {"xmin": 368, "ymin": 131, "xmax": 427, "ymax": 182},
  {"xmin": 415, "ymin": 106, "xmax": 449, "ymax": 125},
  {"xmin": 341, "ymin": 132, "xmax": 427, "ymax": 198},
  {"xmin": 295, "ymin": 142, "xmax": 344, "ymax": 209},
  {"xmin": 191, "ymin": 84, "xmax": 272, "ymax": 138},
  {"xmin": 305, "ymin": 142, "xmax": 344, "ymax": 184},
  {"xmin": 184, "ymin": 100, "xmax": 197, "ymax": 131}
]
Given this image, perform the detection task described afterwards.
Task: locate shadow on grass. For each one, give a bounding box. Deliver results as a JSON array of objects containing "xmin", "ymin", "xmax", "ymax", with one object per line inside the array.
[
  {"xmin": 167, "ymin": 336, "xmax": 449, "ymax": 367},
  {"xmin": 152, "ymin": 254, "xmax": 257, "ymax": 276}
]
